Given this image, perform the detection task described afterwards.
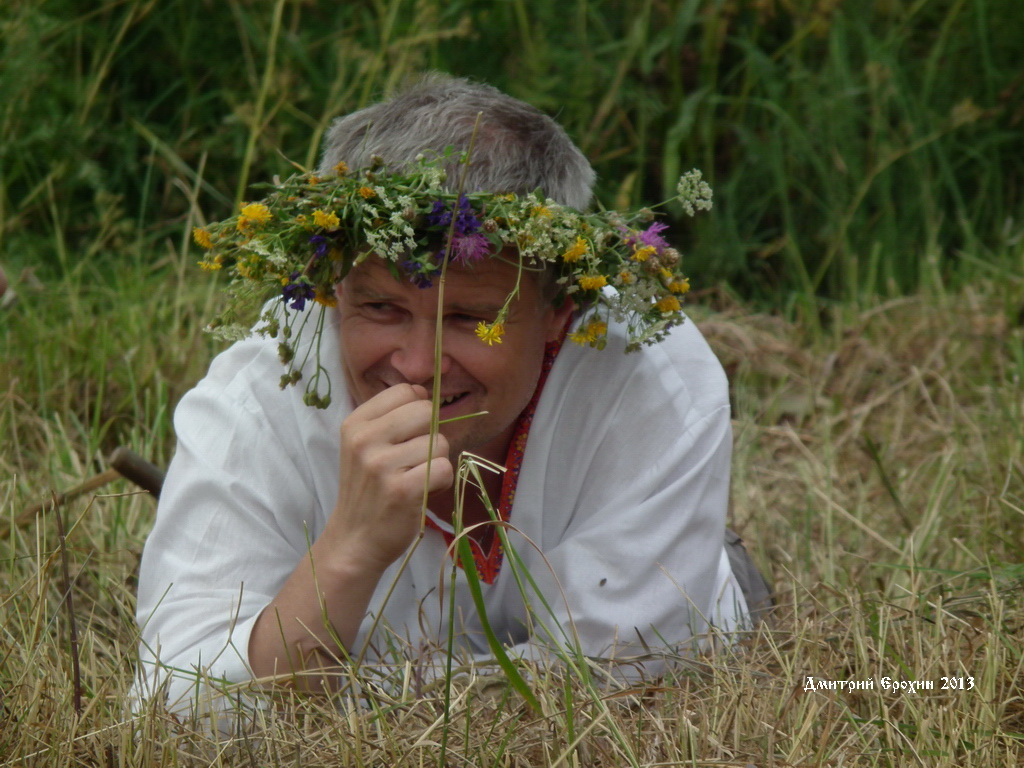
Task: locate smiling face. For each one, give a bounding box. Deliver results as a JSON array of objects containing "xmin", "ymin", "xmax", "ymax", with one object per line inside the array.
[{"xmin": 336, "ymin": 256, "xmax": 574, "ymax": 464}]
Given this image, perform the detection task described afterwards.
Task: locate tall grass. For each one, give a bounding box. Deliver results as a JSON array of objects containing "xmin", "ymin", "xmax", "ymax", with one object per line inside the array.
[
  {"xmin": 3, "ymin": 0, "xmax": 1024, "ymax": 764},
  {"xmin": 3, "ymin": 0, "xmax": 1022, "ymax": 302}
]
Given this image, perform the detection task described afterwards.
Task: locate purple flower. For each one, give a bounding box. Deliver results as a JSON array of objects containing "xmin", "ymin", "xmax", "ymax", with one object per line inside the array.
[
  {"xmin": 449, "ymin": 232, "xmax": 492, "ymax": 264},
  {"xmin": 426, "ymin": 200, "xmax": 452, "ymax": 229},
  {"xmin": 453, "ymin": 196, "xmax": 481, "ymax": 234},
  {"xmin": 638, "ymin": 222, "xmax": 671, "ymax": 251},
  {"xmin": 309, "ymin": 234, "xmax": 333, "ymax": 260},
  {"xmin": 621, "ymin": 221, "xmax": 672, "ymax": 253},
  {"xmin": 427, "ymin": 195, "xmax": 481, "ymax": 235},
  {"xmin": 282, "ymin": 271, "xmax": 315, "ymax": 311},
  {"xmin": 400, "ymin": 259, "xmax": 440, "ymax": 289}
]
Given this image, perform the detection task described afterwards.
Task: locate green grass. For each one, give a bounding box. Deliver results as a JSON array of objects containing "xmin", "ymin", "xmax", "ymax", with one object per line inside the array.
[
  {"xmin": 3, "ymin": 0, "xmax": 1023, "ymax": 302},
  {"xmin": 3, "ymin": 0, "xmax": 1024, "ymax": 764}
]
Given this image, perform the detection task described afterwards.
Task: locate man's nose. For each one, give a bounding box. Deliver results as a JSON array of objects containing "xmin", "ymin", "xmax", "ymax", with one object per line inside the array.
[{"xmin": 390, "ymin": 322, "xmax": 451, "ymax": 384}]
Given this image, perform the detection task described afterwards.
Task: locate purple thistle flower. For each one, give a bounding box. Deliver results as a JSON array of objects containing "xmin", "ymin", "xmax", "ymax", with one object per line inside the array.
[
  {"xmin": 638, "ymin": 221, "xmax": 671, "ymax": 251},
  {"xmin": 449, "ymin": 232, "xmax": 492, "ymax": 264},
  {"xmin": 282, "ymin": 271, "xmax": 315, "ymax": 311}
]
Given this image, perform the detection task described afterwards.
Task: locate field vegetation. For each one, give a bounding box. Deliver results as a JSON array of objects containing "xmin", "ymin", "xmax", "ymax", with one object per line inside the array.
[{"xmin": 2, "ymin": 0, "xmax": 1023, "ymax": 764}]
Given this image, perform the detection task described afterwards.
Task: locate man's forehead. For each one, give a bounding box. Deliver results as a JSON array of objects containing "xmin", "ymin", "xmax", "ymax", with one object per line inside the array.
[{"xmin": 344, "ymin": 256, "xmax": 529, "ymax": 299}]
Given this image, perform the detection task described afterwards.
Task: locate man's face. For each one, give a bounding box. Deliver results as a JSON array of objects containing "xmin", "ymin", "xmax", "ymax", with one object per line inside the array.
[{"xmin": 336, "ymin": 256, "xmax": 573, "ymax": 463}]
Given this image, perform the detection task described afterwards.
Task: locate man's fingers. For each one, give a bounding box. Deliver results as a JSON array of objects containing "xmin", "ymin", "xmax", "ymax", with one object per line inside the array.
[
  {"xmin": 402, "ymin": 456, "xmax": 454, "ymax": 495},
  {"xmin": 350, "ymin": 383, "xmax": 428, "ymax": 422}
]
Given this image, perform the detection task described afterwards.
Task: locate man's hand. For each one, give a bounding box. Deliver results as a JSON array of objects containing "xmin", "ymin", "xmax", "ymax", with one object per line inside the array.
[
  {"xmin": 249, "ymin": 383, "xmax": 452, "ymax": 685},
  {"xmin": 326, "ymin": 383, "xmax": 453, "ymax": 572}
]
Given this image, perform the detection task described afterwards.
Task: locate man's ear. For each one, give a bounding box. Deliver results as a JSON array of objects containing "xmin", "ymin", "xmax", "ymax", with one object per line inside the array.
[{"xmin": 545, "ymin": 297, "xmax": 576, "ymax": 342}]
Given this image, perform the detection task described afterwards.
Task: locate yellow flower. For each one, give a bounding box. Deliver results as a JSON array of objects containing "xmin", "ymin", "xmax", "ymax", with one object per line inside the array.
[
  {"xmin": 359, "ymin": 186, "xmax": 376, "ymax": 199},
  {"xmin": 669, "ymin": 278, "xmax": 691, "ymax": 295},
  {"xmin": 333, "ymin": 161, "xmax": 349, "ymax": 175},
  {"xmin": 314, "ymin": 287, "xmax": 337, "ymax": 307},
  {"xmin": 655, "ymin": 296, "xmax": 681, "ymax": 313},
  {"xmin": 578, "ymin": 275, "xmax": 607, "ymax": 291},
  {"xmin": 631, "ymin": 245, "xmax": 656, "ymax": 262},
  {"xmin": 658, "ymin": 267, "xmax": 673, "ymax": 281},
  {"xmin": 618, "ymin": 270, "xmax": 636, "ymax": 285},
  {"xmin": 475, "ymin": 321, "xmax": 505, "ymax": 346},
  {"xmin": 568, "ymin": 329, "xmax": 590, "ymax": 346},
  {"xmin": 561, "ymin": 237, "xmax": 588, "ymax": 263},
  {"xmin": 198, "ymin": 255, "xmax": 223, "ymax": 271},
  {"xmin": 240, "ymin": 202, "xmax": 272, "ymax": 225},
  {"xmin": 531, "ymin": 205, "xmax": 551, "ymax": 218},
  {"xmin": 569, "ymin": 321, "xmax": 608, "ymax": 346},
  {"xmin": 307, "ymin": 175, "xmax": 321, "ymax": 185},
  {"xmin": 236, "ymin": 216, "xmax": 250, "ymax": 232},
  {"xmin": 192, "ymin": 227, "xmax": 213, "ymax": 249},
  {"xmin": 313, "ymin": 209, "xmax": 340, "ymax": 229}
]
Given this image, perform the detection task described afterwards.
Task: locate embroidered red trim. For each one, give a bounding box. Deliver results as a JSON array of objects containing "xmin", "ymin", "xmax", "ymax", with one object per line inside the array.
[{"xmin": 426, "ymin": 325, "xmax": 568, "ymax": 583}]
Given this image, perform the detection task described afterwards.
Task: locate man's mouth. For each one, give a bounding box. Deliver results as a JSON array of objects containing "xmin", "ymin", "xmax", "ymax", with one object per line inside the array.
[{"xmin": 439, "ymin": 392, "xmax": 469, "ymax": 408}]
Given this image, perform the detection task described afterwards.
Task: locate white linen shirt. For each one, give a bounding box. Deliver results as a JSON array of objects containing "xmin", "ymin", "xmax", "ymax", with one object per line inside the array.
[{"xmin": 135, "ymin": 306, "xmax": 748, "ymax": 709}]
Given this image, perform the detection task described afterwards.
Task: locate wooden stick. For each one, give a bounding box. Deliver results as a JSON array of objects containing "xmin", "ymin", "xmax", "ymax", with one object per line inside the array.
[
  {"xmin": 13, "ymin": 468, "xmax": 123, "ymax": 529},
  {"xmin": 108, "ymin": 446, "xmax": 165, "ymax": 498}
]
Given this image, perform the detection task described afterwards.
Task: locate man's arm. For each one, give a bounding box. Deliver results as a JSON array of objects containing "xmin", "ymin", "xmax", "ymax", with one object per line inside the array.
[{"xmin": 247, "ymin": 383, "xmax": 452, "ymax": 690}]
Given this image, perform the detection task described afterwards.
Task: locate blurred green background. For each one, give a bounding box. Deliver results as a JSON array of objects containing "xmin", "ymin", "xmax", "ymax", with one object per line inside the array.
[{"xmin": 3, "ymin": 0, "xmax": 1022, "ymax": 305}]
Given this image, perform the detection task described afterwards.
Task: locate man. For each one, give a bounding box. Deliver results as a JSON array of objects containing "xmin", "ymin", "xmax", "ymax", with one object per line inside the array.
[{"xmin": 136, "ymin": 74, "xmax": 767, "ymax": 711}]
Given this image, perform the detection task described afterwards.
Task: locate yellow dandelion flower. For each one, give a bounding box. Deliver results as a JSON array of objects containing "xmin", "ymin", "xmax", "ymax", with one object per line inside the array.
[
  {"xmin": 240, "ymin": 202, "xmax": 272, "ymax": 225},
  {"xmin": 531, "ymin": 205, "xmax": 551, "ymax": 218},
  {"xmin": 475, "ymin": 321, "xmax": 505, "ymax": 346},
  {"xmin": 631, "ymin": 245, "xmax": 656, "ymax": 262},
  {"xmin": 236, "ymin": 216, "xmax": 250, "ymax": 232},
  {"xmin": 314, "ymin": 287, "xmax": 337, "ymax": 307},
  {"xmin": 658, "ymin": 267, "xmax": 673, "ymax": 281},
  {"xmin": 578, "ymin": 275, "xmax": 607, "ymax": 291},
  {"xmin": 359, "ymin": 186, "xmax": 376, "ymax": 199},
  {"xmin": 333, "ymin": 161, "xmax": 349, "ymax": 175},
  {"xmin": 313, "ymin": 209, "xmax": 340, "ymax": 229},
  {"xmin": 192, "ymin": 227, "xmax": 213, "ymax": 249},
  {"xmin": 669, "ymin": 278, "xmax": 691, "ymax": 295},
  {"xmin": 561, "ymin": 236, "xmax": 588, "ymax": 263},
  {"xmin": 307, "ymin": 175, "xmax": 321, "ymax": 185},
  {"xmin": 655, "ymin": 296, "xmax": 681, "ymax": 313}
]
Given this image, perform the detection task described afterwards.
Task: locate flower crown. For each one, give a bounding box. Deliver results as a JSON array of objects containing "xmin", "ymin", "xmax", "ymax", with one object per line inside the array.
[{"xmin": 194, "ymin": 150, "xmax": 712, "ymax": 408}]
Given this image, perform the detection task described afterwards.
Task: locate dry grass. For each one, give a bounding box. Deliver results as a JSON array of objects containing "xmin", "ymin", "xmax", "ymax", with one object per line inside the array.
[{"xmin": 2, "ymin": 275, "xmax": 1022, "ymax": 765}]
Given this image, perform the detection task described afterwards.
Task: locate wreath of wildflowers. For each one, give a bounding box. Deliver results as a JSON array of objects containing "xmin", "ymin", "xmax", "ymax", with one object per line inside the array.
[{"xmin": 194, "ymin": 151, "xmax": 712, "ymax": 408}]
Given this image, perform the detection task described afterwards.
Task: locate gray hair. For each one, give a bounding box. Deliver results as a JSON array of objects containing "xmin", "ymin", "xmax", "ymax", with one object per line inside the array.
[{"xmin": 318, "ymin": 73, "xmax": 595, "ymax": 209}]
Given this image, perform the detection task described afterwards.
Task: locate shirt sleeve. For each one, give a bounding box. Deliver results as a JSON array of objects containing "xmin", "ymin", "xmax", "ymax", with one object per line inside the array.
[{"xmin": 134, "ymin": 332, "xmax": 334, "ymax": 712}]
